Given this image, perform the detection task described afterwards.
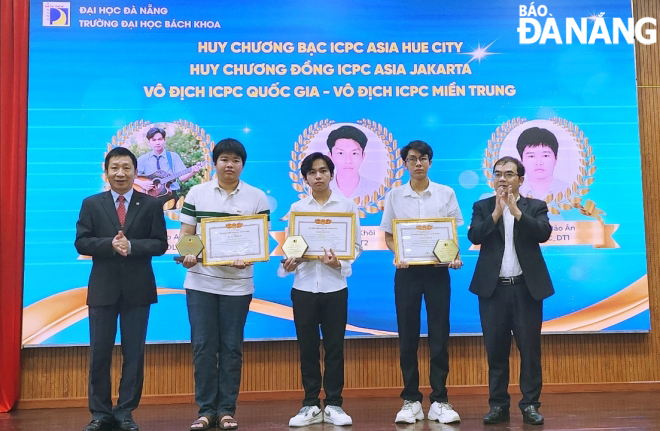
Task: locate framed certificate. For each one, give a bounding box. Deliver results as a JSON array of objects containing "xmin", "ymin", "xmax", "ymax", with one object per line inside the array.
[
  {"xmin": 201, "ymin": 214, "xmax": 269, "ymax": 266},
  {"xmin": 288, "ymin": 212, "xmax": 356, "ymax": 260},
  {"xmin": 392, "ymin": 218, "xmax": 458, "ymax": 265}
]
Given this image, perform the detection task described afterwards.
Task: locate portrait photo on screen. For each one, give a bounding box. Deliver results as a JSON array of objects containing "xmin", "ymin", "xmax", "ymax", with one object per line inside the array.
[
  {"xmin": 109, "ymin": 121, "xmax": 213, "ymax": 214},
  {"xmin": 498, "ymin": 119, "xmax": 582, "ymax": 200},
  {"xmin": 303, "ymin": 122, "xmax": 389, "ymax": 202}
]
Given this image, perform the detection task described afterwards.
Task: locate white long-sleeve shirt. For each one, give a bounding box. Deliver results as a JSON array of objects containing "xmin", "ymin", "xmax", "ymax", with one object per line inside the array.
[{"xmin": 277, "ymin": 192, "xmax": 362, "ymax": 293}]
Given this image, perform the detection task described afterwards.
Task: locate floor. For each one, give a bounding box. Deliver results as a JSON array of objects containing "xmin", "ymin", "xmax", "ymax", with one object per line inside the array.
[{"xmin": 1, "ymin": 392, "xmax": 658, "ymax": 431}]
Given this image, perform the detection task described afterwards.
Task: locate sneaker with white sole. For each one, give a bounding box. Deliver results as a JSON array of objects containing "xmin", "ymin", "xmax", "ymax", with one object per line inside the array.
[
  {"xmin": 427, "ymin": 401, "xmax": 461, "ymax": 423},
  {"xmin": 324, "ymin": 405, "xmax": 352, "ymax": 426},
  {"xmin": 395, "ymin": 400, "xmax": 424, "ymax": 424},
  {"xmin": 289, "ymin": 406, "xmax": 323, "ymax": 427}
]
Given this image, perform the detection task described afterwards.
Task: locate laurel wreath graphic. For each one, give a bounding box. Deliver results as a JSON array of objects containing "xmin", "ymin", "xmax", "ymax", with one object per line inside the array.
[
  {"xmin": 106, "ymin": 119, "xmax": 214, "ymax": 220},
  {"xmin": 482, "ymin": 117, "xmax": 605, "ymax": 223},
  {"xmin": 289, "ymin": 119, "xmax": 401, "ymax": 218}
]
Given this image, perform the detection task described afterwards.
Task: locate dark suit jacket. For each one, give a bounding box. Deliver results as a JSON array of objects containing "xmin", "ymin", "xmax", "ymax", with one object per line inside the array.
[
  {"xmin": 467, "ymin": 196, "xmax": 554, "ymax": 301},
  {"xmin": 75, "ymin": 190, "xmax": 168, "ymax": 307}
]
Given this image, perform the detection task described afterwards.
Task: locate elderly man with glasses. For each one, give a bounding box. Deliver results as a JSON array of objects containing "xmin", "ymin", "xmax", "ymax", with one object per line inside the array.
[{"xmin": 467, "ymin": 156, "xmax": 553, "ymax": 426}]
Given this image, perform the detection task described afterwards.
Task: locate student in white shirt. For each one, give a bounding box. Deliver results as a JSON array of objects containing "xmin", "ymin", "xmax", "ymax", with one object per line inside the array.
[
  {"xmin": 380, "ymin": 140, "xmax": 464, "ymax": 425},
  {"xmin": 280, "ymin": 152, "xmax": 362, "ymax": 427}
]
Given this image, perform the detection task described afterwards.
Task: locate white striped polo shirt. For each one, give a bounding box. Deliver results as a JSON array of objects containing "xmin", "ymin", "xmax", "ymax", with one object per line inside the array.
[{"xmin": 180, "ymin": 180, "xmax": 270, "ymax": 296}]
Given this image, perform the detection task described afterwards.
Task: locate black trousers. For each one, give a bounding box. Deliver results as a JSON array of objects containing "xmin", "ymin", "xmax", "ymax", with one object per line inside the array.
[
  {"xmin": 394, "ymin": 265, "xmax": 451, "ymax": 403},
  {"xmin": 478, "ymin": 279, "xmax": 543, "ymax": 410},
  {"xmin": 291, "ymin": 288, "xmax": 348, "ymax": 407},
  {"xmin": 88, "ymin": 296, "xmax": 150, "ymax": 422}
]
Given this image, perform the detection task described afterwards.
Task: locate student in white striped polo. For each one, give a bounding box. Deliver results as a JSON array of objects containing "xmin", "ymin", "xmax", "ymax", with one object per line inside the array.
[
  {"xmin": 279, "ymin": 152, "xmax": 362, "ymax": 427},
  {"xmin": 179, "ymin": 139, "xmax": 270, "ymax": 431}
]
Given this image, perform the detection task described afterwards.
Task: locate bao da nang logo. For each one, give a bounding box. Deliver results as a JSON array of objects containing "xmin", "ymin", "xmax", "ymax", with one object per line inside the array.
[
  {"xmin": 43, "ymin": 2, "xmax": 70, "ymax": 27},
  {"xmin": 518, "ymin": 3, "xmax": 656, "ymax": 44}
]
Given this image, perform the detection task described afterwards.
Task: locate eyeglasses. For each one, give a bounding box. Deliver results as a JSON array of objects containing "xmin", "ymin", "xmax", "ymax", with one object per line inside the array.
[
  {"xmin": 493, "ymin": 171, "xmax": 519, "ymax": 179},
  {"xmin": 406, "ymin": 156, "xmax": 430, "ymax": 164}
]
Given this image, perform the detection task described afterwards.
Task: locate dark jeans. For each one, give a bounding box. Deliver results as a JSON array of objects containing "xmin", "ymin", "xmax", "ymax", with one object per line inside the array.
[
  {"xmin": 291, "ymin": 288, "xmax": 348, "ymax": 407},
  {"xmin": 186, "ymin": 289, "xmax": 252, "ymax": 417},
  {"xmin": 394, "ymin": 265, "xmax": 451, "ymax": 403},
  {"xmin": 88, "ymin": 297, "xmax": 150, "ymax": 422},
  {"xmin": 479, "ymin": 280, "xmax": 543, "ymax": 410}
]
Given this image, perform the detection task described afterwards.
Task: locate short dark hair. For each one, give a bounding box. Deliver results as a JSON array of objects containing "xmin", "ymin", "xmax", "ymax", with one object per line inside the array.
[
  {"xmin": 300, "ymin": 152, "xmax": 335, "ymax": 178},
  {"xmin": 212, "ymin": 138, "xmax": 247, "ymax": 165},
  {"xmin": 401, "ymin": 140, "xmax": 433, "ymax": 162},
  {"xmin": 146, "ymin": 127, "xmax": 166, "ymax": 140},
  {"xmin": 494, "ymin": 156, "xmax": 525, "ymax": 177},
  {"xmin": 105, "ymin": 147, "xmax": 137, "ymax": 171},
  {"xmin": 516, "ymin": 127, "xmax": 558, "ymax": 158},
  {"xmin": 327, "ymin": 125, "xmax": 368, "ymax": 152}
]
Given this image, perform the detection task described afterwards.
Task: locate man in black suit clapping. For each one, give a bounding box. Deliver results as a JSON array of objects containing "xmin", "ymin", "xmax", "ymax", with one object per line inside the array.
[
  {"xmin": 468, "ymin": 156, "xmax": 554, "ymax": 426},
  {"xmin": 75, "ymin": 147, "xmax": 168, "ymax": 431}
]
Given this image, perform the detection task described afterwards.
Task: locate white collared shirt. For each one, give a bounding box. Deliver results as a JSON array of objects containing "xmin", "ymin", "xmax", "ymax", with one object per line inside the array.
[
  {"xmin": 277, "ymin": 191, "xmax": 362, "ymax": 293},
  {"xmin": 329, "ymin": 175, "xmax": 382, "ymax": 200},
  {"xmin": 499, "ymin": 197, "xmax": 523, "ymax": 277},
  {"xmin": 380, "ymin": 180, "xmax": 464, "ymax": 234},
  {"xmin": 180, "ymin": 180, "xmax": 271, "ymax": 296},
  {"xmin": 110, "ymin": 188, "xmax": 134, "ymax": 209},
  {"xmin": 136, "ymin": 150, "xmax": 187, "ymax": 190},
  {"xmin": 109, "ymin": 188, "xmax": 134, "ymax": 253}
]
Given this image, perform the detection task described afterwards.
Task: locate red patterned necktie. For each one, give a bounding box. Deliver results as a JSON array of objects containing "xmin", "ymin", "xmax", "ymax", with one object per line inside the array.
[{"xmin": 117, "ymin": 195, "xmax": 126, "ymax": 226}]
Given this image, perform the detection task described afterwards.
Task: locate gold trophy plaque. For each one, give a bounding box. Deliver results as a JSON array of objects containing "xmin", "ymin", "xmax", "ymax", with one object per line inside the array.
[
  {"xmin": 282, "ymin": 235, "xmax": 309, "ymax": 259},
  {"xmin": 433, "ymin": 239, "xmax": 459, "ymax": 264},
  {"xmin": 174, "ymin": 234, "xmax": 204, "ymax": 263}
]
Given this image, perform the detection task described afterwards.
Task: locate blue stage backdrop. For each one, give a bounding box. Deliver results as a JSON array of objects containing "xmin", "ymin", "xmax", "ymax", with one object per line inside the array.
[{"xmin": 23, "ymin": 0, "xmax": 649, "ymax": 345}]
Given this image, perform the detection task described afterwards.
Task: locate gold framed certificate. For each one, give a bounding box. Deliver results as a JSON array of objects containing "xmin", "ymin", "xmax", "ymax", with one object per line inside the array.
[
  {"xmin": 288, "ymin": 212, "xmax": 356, "ymax": 260},
  {"xmin": 201, "ymin": 214, "xmax": 269, "ymax": 266},
  {"xmin": 392, "ymin": 218, "xmax": 458, "ymax": 265}
]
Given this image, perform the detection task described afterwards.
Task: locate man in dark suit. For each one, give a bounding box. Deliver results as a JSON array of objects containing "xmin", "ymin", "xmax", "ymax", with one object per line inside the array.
[
  {"xmin": 75, "ymin": 147, "xmax": 168, "ymax": 431},
  {"xmin": 467, "ymin": 156, "xmax": 553, "ymax": 426}
]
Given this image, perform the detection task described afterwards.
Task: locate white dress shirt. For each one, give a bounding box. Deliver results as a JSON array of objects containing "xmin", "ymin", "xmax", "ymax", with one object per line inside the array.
[
  {"xmin": 329, "ymin": 175, "xmax": 382, "ymax": 200},
  {"xmin": 110, "ymin": 188, "xmax": 134, "ymax": 209},
  {"xmin": 499, "ymin": 197, "xmax": 523, "ymax": 277},
  {"xmin": 380, "ymin": 180, "xmax": 464, "ymax": 234},
  {"xmin": 277, "ymin": 191, "xmax": 362, "ymax": 293}
]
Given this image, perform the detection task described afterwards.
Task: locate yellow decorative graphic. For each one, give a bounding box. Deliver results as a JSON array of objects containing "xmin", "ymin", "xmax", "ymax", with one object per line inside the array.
[
  {"xmin": 468, "ymin": 221, "xmax": 619, "ymax": 250},
  {"xmin": 22, "ymin": 288, "xmax": 396, "ymax": 346},
  {"xmin": 356, "ymin": 119, "xmax": 403, "ymax": 217},
  {"xmin": 23, "ymin": 274, "xmax": 648, "ymax": 345},
  {"xmin": 542, "ymin": 276, "xmax": 648, "ymax": 332}
]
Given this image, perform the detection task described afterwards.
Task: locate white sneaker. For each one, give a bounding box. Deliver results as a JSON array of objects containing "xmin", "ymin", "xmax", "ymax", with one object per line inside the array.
[
  {"xmin": 427, "ymin": 401, "xmax": 461, "ymax": 423},
  {"xmin": 395, "ymin": 400, "xmax": 424, "ymax": 424},
  {"xmin": 324, "ymin": 405, "xmax": 352, "ymax": 426},
  {"xmin": 289, "ymin": 406, "xmax": 323, "ymax": 427}
]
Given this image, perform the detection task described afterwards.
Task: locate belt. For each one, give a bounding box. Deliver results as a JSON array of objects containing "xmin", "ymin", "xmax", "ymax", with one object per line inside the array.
[{"xmin": 498, "ymin": 275, "xmax": 524, "ymax": 285}]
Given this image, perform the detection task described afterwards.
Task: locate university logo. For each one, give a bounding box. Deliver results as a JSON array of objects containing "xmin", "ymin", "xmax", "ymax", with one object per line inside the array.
[{"xmin": 43, "ymin": 2, "xmax": 70, "ymax": 27}]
